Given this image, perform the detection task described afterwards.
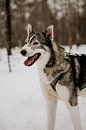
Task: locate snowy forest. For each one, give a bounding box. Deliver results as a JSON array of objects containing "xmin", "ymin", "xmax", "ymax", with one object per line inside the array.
[
  {"xmin": 0, "ymin": 0, "xmax": 86, "ymax": 49},
  {"xmin": 0, "ymin": 1, "xmax": 86, "ymax": 130}
]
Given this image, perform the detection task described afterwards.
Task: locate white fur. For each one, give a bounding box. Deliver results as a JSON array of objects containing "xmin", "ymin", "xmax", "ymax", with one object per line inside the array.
[
  {"xmin": 46, "ymin": 96, "xmax": 57, "ymax": 130},
  {"xmin": 79, "ymin": 88, "xmax": 86, "ymax": 96},
  {"xmin": 56, "ymin": 84, "xmax": 70, "ymax": 101},
  {"xmin": 27, "ymin": 24, "xmax": 32, "ymax": 36},
  {"xmin": 46, "ymin": 25, "xmax": 54, "ymax": 41},
  {"xmin": 65, "ymin": 102, "xmax": 82, "ymax": 130},
  {"xmin": 37, "ymin": 49, "xmax": 50, "ymax": 69}
]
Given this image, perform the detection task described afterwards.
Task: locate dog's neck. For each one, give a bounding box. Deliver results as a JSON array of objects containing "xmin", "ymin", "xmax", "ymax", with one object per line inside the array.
[
  {"xmin": 44, "ymin": 43, "xmax": 70, "ymax": 82},
  {"xmin": 46, "ymin": 50, "xmax": 56, "ymax": 67},
  {"xmin": 46, "ymin": 42, "xmax": 65, "ymax": 67}
]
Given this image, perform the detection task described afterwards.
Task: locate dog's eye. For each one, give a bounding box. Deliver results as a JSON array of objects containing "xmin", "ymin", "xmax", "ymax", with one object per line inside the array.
[
  {"xmin": 33, "ymin": 42, "xmax": 39, "ymax": 45},
  {"xmin": 25, "ymin": 42, "xmax": 27, "ymax": 44}
]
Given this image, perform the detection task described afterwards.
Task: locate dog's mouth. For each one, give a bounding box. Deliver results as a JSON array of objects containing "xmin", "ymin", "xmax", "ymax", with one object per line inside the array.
[{"xmin": 24, "ymin": 53, "xmax": 41, "ymax": 66}]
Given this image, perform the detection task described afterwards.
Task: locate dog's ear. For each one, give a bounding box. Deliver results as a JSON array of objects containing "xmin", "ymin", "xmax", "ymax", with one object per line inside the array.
[
  {"xmin": 45, "ymin": 25, "xmax": 54, "ymax": 41},
  {"xmin": 27, "ymin": 24, "xmax": 32, "ymax": 36}
]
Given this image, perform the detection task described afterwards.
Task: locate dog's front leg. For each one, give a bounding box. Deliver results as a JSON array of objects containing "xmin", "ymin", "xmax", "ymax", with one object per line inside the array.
[
  {"xmin": 45, "ymin": 95, "xmax": 57, "ymax": 130},
  {"xmin": 65, "ymin": 102, "xmax": 82, "ymax": 130}
]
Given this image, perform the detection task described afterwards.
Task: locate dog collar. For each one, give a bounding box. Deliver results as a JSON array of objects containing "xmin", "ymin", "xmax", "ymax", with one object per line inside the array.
[
  {"xmin": 79, "ymin": 83, "xmax": 86, "ymax": 90},
  {"xmin": 50, "ymin": 77, "xmax": 59, "ymax": 91},
  {"xmin": 50, "ymin": 73, "xmax": 65, "ymax": 91},
  {"xmin": 50, "ymin": 61, "xmax": 71, "ymax": 91}
]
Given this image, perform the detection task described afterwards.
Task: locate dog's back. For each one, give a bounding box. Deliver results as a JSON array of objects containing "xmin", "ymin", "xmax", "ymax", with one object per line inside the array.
[
  {"xmin": 67, "ymin": 54, "xmax": 86, "ymax": 90},
  {"xmin": 78, "ymin": 54, "xmax": 86, "ymax": 90}
]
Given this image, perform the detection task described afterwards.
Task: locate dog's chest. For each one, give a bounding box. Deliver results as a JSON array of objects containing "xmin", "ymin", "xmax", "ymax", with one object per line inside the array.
[
  {"xmin": 38, "ymin": 69, "xmax": 70, "ymax": 101},
  {"xmin": 38, "ymin": 69, "xmax": 50, "ymax": 83},
  {"xmin": 56, "ymin": 83, "xmax": 70, "ymax": 101}
]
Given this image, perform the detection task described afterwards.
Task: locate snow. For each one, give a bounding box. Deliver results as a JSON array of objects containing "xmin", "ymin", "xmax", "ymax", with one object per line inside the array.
[{"xmin": 0, "ymin": 45, "xmax": 86, "ymax": 130}]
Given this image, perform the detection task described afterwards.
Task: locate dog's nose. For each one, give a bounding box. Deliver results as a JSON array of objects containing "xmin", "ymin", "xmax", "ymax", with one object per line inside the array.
[{"xmin": 20, "ymin": 49, "xmax": 27, "ymax": 56}]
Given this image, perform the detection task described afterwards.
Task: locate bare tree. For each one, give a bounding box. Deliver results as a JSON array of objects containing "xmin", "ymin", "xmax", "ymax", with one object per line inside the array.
[
  {"xmin": 0, "ymin": 0, "xmax": 86, "ymax": 48},
  {"xmin": 5, "ymin": 0, "xmax": 12, "ymax": 72}
]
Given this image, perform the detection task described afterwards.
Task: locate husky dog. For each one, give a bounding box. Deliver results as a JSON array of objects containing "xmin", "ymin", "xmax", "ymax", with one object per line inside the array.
[{"xmin": 20, "ymin": 24, "xmax": 86, "ymax": 130}]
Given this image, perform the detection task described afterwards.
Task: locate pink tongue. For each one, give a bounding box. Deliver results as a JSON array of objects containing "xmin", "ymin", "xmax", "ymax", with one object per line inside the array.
[{"xmin": 24, "ymin": 57, "xmax": 34, "ymax": 66}]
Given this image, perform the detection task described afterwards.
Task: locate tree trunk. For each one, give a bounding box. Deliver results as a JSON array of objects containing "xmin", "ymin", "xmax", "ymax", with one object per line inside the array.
[{"xmin": 5, "ymin": 0, "xmax": 12, "ymax": 72}]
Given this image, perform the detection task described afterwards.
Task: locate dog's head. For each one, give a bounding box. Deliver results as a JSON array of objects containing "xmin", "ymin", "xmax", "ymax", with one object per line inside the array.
[{"xmin": 20, "ymin": 24, "xmax": 54, "ymax": 68}]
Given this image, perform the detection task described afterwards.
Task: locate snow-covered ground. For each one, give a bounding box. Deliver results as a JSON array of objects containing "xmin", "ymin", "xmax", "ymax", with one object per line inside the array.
[{"xmin": 0, "ymin": 45, "xmax": 86, "ymax": 130}]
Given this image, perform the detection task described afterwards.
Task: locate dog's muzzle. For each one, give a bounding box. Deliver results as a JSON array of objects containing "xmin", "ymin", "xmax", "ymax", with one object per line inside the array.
[{"xmin": 20, "ymin": 49, "xmax": 41, "ymax": 66}]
